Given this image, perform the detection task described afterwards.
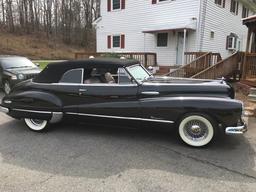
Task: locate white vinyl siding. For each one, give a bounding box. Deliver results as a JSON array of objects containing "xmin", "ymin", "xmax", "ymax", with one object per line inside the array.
[
  {"xmin": 198, "ymin": 0, "xmax": 253, "ymax": 59},
  {"xmin": 97, "ymin": 0, "xmax": 255, "ymax": 66},
  {"xmin": 97, "ymin": 0, "xmax": 199, "ymax": 66}
]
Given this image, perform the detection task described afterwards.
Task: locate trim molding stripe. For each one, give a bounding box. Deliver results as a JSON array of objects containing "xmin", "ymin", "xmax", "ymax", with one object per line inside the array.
[{"xmin": 66, "ymin": 112, "xmax": 174, "ymax": 124}]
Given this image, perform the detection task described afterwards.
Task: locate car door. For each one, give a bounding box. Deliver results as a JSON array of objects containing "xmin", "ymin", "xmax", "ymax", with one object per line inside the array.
[
  {"xmin": 76, "ymin": 67, "xmax": 141, "ymax": 123},
  {"xmin": 42, "ymin": 68, "xmax": 84, "ymax": 113}
]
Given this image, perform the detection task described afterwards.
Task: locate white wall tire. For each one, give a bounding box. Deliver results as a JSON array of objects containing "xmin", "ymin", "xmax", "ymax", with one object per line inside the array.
[
  {"xmin": 179, "ymin": 115, "xmax": 215, "ymax": 147},
  {"xmin": 24, "ymin": 118, "xmax": 48, "ymax": 132}
]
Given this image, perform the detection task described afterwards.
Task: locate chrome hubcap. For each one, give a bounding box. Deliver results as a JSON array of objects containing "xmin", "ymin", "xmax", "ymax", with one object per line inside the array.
[
  {"xmin": 184, "ymin": 120, "xmax": 209, "ymax": 141},
  {"xmin": 30, "ymin": 119, "xmax": 45, "ymax": 126}
]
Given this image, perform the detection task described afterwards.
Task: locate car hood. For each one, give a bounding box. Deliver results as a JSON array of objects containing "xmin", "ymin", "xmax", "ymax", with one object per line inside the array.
[
  {"xmin": 142, "ymin": 76, "xmax": 234, "ymax": 98},
  {"xmin": 5, "ymin": 67, "xmax": 41, "ymax": 75},
  {"xmin": 144, "ymin": 76, "xmax": 222, "ymax": 84}
]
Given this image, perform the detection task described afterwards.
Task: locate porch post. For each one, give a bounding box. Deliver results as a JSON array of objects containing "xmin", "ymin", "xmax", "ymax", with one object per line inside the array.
[
  {"xmin": 242, "ymin": 28, "xmax": 252, "ymax": 80},
  {"xmin": 182, "ymin": 29, "xmax": 187, "ymax": 65}
]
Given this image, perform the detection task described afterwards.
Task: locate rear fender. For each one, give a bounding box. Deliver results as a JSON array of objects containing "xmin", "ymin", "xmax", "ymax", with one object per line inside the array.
[{"xmin": 5, "ymin": 91, "xmax": 62, "ymax": 110}]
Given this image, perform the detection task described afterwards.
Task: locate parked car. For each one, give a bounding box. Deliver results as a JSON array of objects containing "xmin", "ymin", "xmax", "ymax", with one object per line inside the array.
[
  {"xmin": 0, "ymin": 58, "xmax": 247, "ymax": 147},
  {"xmin": 0, "ymin": 56, "xmax": 41, "ymax": 94}
]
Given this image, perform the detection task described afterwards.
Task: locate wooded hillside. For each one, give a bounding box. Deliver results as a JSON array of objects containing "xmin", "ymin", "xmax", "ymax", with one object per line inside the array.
[{"xmin": 0, "ymin": 0, "xmax": 100, "ymax": 50}]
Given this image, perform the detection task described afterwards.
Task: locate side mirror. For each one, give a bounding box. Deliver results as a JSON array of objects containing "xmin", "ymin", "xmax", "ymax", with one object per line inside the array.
[{"xmin": 147, "ymin": 66, "xmax": 154, "ymax": 74}]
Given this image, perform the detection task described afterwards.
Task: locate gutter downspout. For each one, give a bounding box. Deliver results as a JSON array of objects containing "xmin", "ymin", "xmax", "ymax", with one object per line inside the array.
[
  {"xmin": 182, "ymin": 29, "xmax": 187, "ymax": 65},
  {"xmin": 198, "ymin": 0, "xmax": 208, "ymax": 51}
]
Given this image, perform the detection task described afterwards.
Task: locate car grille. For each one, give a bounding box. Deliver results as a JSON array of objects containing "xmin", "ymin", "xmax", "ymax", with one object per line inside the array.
[{"xmin": 25, "ymin": 73, "xmax": 38, "ymax": 80}]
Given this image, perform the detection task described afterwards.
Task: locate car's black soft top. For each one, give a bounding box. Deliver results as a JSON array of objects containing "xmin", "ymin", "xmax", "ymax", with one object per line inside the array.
[{"xmin": 34, "ymin": 58, "xmax": 139, "ymax": 83}]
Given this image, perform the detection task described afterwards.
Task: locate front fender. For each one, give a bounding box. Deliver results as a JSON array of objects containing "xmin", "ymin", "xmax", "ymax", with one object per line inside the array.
[{"xmin": 140, "ymin": 96, "xmax": 243, "ymax": 127}]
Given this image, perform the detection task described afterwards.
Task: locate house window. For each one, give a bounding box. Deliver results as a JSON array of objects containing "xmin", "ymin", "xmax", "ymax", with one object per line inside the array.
[
  {"xmin": 152, "ymin": 0, "xmax": 171, "ymax": 4},
  {"xmin": 113, "ymin": 35, "xmax": 121, "ymax": 47},
  {"xmin": 157, "ymin": 33, "xmax": 168, "ymax": 47},
  {"xmin": 210, "ymin": 31, "xmax": 215, "ymax": 39},
  {"xmin": 230, "ymin": 0, "xmax": 239, "ymax": 15},
  {"xmin": 242, "ymin": 6, "xmax": 249, "ymax": 18},
  {"xmin": 112, "ymin": 0, "xmax": 121, "ymax": 10},
  {"xmin": 226, "ymin": 33, "xmax": 238, "ymax": 50},
  {"xmin": 215, "ymin": 0, "xmax": 225, "ymax": 7}
]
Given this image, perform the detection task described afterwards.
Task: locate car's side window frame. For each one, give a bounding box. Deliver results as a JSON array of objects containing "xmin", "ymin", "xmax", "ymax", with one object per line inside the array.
[
  {"xmin": 53, "ymin": 66, "xmax": 141, "ymax": 87},
  {"xmin": 59, "ymin": 68, "xmax": 84, "ymax": 84}
]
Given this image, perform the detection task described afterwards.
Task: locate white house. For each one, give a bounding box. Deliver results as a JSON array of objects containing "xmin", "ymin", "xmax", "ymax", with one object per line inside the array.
[{"xmin": 95, "ymin": 0, "xmax": 256, "ymax": 67}]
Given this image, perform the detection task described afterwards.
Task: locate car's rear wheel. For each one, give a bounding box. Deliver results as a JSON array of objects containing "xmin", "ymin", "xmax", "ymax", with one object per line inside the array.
[
  {"xmin": 178, "ymin": 115, "xmax": 215, "ymax": 147},
  {"xmin": 3, "ymin": 80, "xmax": 11, "ymax": 95},
  {"xmin": 24, "ymin": 118, "xmax": 48, "ymax": 132}
]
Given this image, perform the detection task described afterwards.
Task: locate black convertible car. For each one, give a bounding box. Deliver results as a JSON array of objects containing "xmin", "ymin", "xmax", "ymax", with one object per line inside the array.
[{"xmin": 0, "ymin": 58, "xmax": 247, "ymax": 147}]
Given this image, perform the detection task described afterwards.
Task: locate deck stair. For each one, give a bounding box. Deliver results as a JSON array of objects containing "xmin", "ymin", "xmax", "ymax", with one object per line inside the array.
[
  {"xmin": 192, "ymin": 52, "xmax": 242, "ymax": 81},
  {"xmin": 249, "ymin": 88, "xmax": 256, "ymax": 102},
  {"xmin": 166, "ymin": 52, "xmax": 222, "ymax": 78}
]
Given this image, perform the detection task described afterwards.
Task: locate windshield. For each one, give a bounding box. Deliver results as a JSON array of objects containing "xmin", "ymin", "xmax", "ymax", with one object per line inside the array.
[
  {"xmin": 1, "ymin": 58, "xmax": 36, "ymax": 69},
  {"xmin": 126, "ymin": 64, "xmax": 150, "ymax": 83}
]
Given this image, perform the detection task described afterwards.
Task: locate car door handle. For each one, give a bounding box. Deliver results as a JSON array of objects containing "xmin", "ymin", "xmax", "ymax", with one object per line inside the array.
[
  {"xmin": 79, "ymin": 89, "xmax": 87, "ymax": 95},
  {"xmin": 141, "ymin": 91, "xmax": 160, "ymax": 95}
]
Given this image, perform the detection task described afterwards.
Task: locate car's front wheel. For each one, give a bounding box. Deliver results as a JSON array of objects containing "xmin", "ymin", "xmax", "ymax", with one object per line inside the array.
[
  {"xmin": 178, "ymin": 115, "xmax": 215, "ymax": 147},
  {"xmin": 3, "ymin": 80, "xmax": 11, "ymax": 95},
  {"xmin": 24, "ymin": 118, "xmax": 49, "ymax": 132}
]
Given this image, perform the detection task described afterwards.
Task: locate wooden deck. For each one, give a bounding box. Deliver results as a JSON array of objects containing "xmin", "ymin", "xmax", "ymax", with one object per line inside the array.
[
  {"xmin": 240, "ymin": 79, "xmax": 256, "ymax": 87},
  {"xmin": 166, "ymin": 52, "xmax": 222, "ymax": 77}
]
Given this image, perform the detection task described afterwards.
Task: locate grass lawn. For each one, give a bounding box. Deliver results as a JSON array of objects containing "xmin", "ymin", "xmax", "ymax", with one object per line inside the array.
[
  {"xmin": 36, "ymin": 61, "xmax": 50, "ymax": 69},
  {"xmin": 33, "ymin": 60, "xmax": 65, "ymax": 69}
]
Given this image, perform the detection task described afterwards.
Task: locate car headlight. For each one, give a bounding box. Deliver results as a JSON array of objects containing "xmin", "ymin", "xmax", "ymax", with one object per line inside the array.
[
  {"xmin": 11, "ymin": 75, "xmax": 17, "ymax": 80},
  {"xmin": 17, "ymin": 74, "xmax": 25, "ymax": 80}
]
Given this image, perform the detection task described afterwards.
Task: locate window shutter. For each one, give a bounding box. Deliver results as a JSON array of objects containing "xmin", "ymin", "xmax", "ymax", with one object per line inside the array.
[
  {"xmin": 222, "ymin": 0, "xmax": 225, "ymax": 8},
  {"xmin": 236, "ymin": 2, "xmax": 239, "ymax": 15},
  {"xmin": 121, "ymin": 0, "xmax": 125, "ymax": 9},
  {"xmin": 226, "ymin": 36, "xmax": 229, "ymax": 50},
  {"xmin": 121, "ymin": 34, "xmax": 125, "ymax": 49},
  {"xmin": 107, "ymin": 35, "xmax": 111, "ymax": 49},
  {"xmin": 107, "ymin": 0, "xmax": 111, "ymax": 12},
  {"xmin": 152, "ymin": 0, "xmax": 157, "ymax": 4}
]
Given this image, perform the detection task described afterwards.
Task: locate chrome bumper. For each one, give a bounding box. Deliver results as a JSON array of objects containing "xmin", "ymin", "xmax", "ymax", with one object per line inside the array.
[
  {"xmin": 225, "ymin": 124, "xmax": 247, "ymax": 135},
  {"xmin": 0, "ymin": 106, "xmax": 9, "ymax": 114}
]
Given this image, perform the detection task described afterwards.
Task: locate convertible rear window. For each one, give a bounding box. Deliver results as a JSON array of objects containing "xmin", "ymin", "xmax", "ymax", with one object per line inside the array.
[{"xmin": 59, "ymin": 68, "xmax": 83, "ymax": 84}]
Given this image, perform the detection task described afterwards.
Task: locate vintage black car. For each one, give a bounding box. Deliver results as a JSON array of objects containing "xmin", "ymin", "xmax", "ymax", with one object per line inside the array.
[
  {"xmin": 0, "ymin": 58, "xmax": 247, "ymax": 147},
  {"xmin": 0, "ymin": 56, "xmax": 41, "ymax": 94}
]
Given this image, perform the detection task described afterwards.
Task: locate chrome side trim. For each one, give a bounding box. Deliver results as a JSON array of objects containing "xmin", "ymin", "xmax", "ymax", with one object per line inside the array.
[
  {"xmin": 225, "ymin": 124, "xmax": 247, "ymax": 135},
  {"xmin": 12, "ymin": 108, "xmax": 52, "ymax": 114},
  {"xmin": 66, "ymin": 112, "xmax": 174, "ymax": 124},
  {"xmin": 0, "ymin": 106, "xmax": 9, "ymax": 114},
  {"xmin": 141, "ymin": 91, "xmax": 160, "ymax": 95},
  {"xmin": 50, "ymin": 112, "xmax": 63, "ymax": 123},
  {"xmin": 12, "ymin": 108, "xmax": 63, "ymax": 123}
]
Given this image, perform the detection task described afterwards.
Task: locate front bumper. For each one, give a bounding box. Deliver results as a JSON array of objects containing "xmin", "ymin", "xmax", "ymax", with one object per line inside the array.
[
  {"xmin": 225, "ymin": 123, "xmax": 247, "ymax": 135},
  {"xmin": 0, "ymin": 106, "xmax": 9, "ymax": 114}
]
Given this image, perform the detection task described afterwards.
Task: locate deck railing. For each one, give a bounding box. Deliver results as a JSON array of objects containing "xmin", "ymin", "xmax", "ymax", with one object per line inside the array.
[
  {"xmin": 167, "ymin": 52, "xmax": 221, "ymax": 77},
  {"xmin": 192, "ymin": 52, "xmax": 240, "ymax": 79},
  {"xmin": 74, "ymin": 52, "xmax": 157, "ymax": 67},
  {"xmin": 243, "ymin": 53, "xmax": 256, "ymax": 79},
  {"xmin": 184, "ymin": 52, "xmax": 222, "ymax": 65}
]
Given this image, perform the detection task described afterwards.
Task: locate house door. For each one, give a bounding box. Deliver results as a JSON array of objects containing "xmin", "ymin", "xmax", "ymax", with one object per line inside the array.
[{"xmin": 176, "ymin": 32, "xmax": 184, "ymax": 65}]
